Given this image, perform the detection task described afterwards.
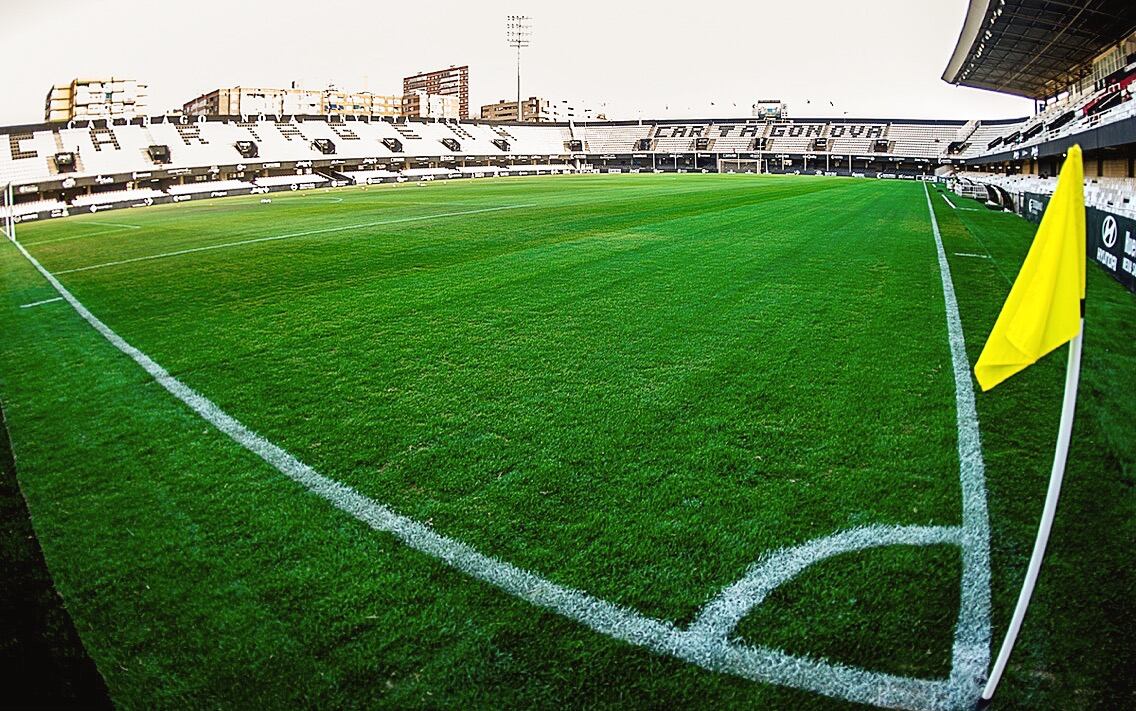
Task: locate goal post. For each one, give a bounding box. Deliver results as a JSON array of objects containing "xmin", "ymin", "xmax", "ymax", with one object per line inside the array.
[
  {"xmin": 716, "ymin": 158, "xmax": 763, "ymax": 174},
  {"xmin": 1, "ymin": 182, "xmax": 14, "ymax": 242}
]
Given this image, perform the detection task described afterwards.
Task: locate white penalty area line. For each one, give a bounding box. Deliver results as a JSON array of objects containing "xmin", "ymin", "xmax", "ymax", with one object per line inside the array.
[
  {"xmin": 52, "ymin": 204, "xmax": 535, "ymax": 275},
  {"xmin": 22, "ymin": 221, "xmax": 143, "ymax": 247},
  {"xmin": 0, "ymin": 187, "xmax": 992, "ymax": 710},
  {"xmin": 19, "ymin": 296, "xmax": 63, "ymax": 309},
  {"xmin": 87, "ymin": 220, "xmax": 143, "ymax": 229},
  {"xmin": 922, "ymin": 182, "xmax": 993, "ymax": 706}
]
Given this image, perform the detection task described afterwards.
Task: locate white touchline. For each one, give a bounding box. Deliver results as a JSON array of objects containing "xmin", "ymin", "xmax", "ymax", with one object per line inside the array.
[
  {"xmin": 19, "ymin": 296, "xmax": 64, "ymax": 308},
  {"xmin": 52, "ymin": 204, "xmax": 536, "ymax": 274},
  {"xmin": 923, "ymin": 182, "xmax": 993, "ymax": 708},
  {"xmin": 0, "ymin": 184, "xmax": 992, "ymax": 711}
]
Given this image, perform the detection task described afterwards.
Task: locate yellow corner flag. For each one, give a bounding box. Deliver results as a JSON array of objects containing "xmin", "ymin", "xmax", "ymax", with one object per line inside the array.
[{"xmin": 974, "ymin": 144, "xmax": 1086, "ymax": 391}]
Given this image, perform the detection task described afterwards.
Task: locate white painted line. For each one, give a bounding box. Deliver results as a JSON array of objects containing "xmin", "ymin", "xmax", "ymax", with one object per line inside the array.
[
  {"xmin": 690, "ymin": 525, "xmax": 962, "ymax": 640},
  {"xmin": 19, "ymin": 296, "xmax": 63, "ymax": 309},
  {"xmin": 87, "ymin": 220, "xmax": 142, "ymax": 229},
  {"xmin": 923, "ymin": 182, "xmax": 993, "ymax": 707},
  {"xmin": 23, "ymin": 221, "xmax": 143, "ymax": 247},
  {"xmin": 0, "ymin": 186, "xmax": 995, "ymax": 710},
  {"xmin": 953, "ymin": 252, "xmax": 991, "ymax": 259},
  {"xmin": 939, "ymin": 194, "xmax": 985, "ymax": 211},
  {"xmin": 54, "ymin": 204, "xmax": 535, "ymax": 275}
]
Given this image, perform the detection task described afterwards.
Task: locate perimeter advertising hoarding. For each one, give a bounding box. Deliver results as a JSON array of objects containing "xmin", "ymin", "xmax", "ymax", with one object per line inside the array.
[{"xmin": 1019, "ymin": 192, "xmax": 1135, "ymax": 294}]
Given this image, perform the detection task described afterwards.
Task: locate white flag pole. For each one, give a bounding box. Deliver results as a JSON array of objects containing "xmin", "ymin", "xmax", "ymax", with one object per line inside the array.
[{"xmin": 978, "ymin": 317, "xmax": 1084, "ymax": 708}]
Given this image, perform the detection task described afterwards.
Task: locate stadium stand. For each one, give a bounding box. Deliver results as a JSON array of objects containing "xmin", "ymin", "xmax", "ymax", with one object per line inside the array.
[
  {"xmin": 254, "ymin": 174, "xmax": 329, "ymax": 187},
  {"xmin": 457, "ymin": 165, "xmax": 507, "ymax": 177},
  {"xmin": 508, "ymin": 123, "xmax": 573, "ymax": 154},
  {"xmin": 575, "ymin": 123, "xmax": 650, "ymax": 153},
  {"xmin": 6, "ymin": 5, "xmax": 1135, "ymax": 226},
  {"xmin": 941, "ymin": 0, "xmax": 1136, "ymax": 295},
  {"xmin": 341, "ymin": 169, "xmax": 403, "ymax": 184},
  {"xmin": 888, "ymin": 123, "xmax": 954, "ymax": 158},
  {"xmin": 0, "ymin": 109, "xmax": 1112, "ymax": 214},
  {"xmin": 0, "ymin": 197, "xmax": 67, "ymax": 218},
  {"xmin": 3, "ymin": 33, "xmax": 1135, "ymax": 225},
  {"xmin": 402, "ymin": 166, "xmax": 459, "ymax": 179},
  {"xmin": 166, "ymin": 179, "xmax": 256, "ymax": 195},
  {"xmin": 955, "ymin": 171, "xmax": 1136, "ymax": 219},
  {"xmin": 70, "ymin": 187, "xmax": 164, "ymax": 206}
]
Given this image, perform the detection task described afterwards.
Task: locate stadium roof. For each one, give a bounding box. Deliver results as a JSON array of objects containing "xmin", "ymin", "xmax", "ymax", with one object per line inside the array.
[{"xmin": 942, "ymin": 0, "xmax": 1136, "ymax": 99}]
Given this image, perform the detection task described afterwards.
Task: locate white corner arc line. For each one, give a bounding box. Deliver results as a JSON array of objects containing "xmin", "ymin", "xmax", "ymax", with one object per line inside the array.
[
  {"xmin": 923, "ymin": 182, "xmax": 993, "ymax": 707},
  {"xmin": 19, "ymin": 296, "xmax": 64, "ymax": 308},
  {"xmin": 1, "ymin": 184, "xmax": 992, "ymax": 711},
  {"xmin": 53, "ymin": 204, "xmax": 535, "ymax": 275},
  {"xmin": 690, "ymin": 525, "xmax": 962, "ymax": 641}
]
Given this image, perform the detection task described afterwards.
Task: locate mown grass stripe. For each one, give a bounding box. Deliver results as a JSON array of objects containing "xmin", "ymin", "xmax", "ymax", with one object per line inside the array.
[
  {"xmin": 3, "ymin": 187, "xmax": 974, "ymax": 711},
  {"xmin": 51, "ymin": 204, "xmax": 536, "ymax": 274}
]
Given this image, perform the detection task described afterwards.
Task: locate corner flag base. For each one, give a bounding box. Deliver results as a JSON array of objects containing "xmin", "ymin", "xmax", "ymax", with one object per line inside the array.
[{"xmin": 975, "ymin": 695, "xmax": 994, "ymax": 710}]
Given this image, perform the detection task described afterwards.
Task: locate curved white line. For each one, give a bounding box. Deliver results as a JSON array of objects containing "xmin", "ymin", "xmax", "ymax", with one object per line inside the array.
[{"xmin": 690, "ymin": 525, "xmax": 962, "ymax": 641}]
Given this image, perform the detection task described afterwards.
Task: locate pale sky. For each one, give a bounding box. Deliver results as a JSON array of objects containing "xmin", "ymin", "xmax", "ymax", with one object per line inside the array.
[{"xmin": 0, "ymin": 0, "xmax": 1034, "ymax": 126}]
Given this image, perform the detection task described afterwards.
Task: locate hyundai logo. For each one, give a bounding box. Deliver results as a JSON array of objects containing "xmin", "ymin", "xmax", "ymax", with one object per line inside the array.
[{"xmin": 1102, "ymin": 215, "xmax": 1118, "ymax": 249}]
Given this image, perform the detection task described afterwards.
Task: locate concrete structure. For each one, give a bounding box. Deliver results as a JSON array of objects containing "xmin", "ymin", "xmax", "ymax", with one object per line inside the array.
[
  {"xmin": 182, "ymin": 86, "xmax": 402, "ymax": 118},
  {"xmin": 403, "ymin": 66, "xmax": 469, "ymax": 119},
  {"xmin": 45, "ymin": 77, "xmax": 148, "ymax": 122},
  {"xmin": 400, "ymin": 91, "xmax": 460, "ymax": 119},
  {"xmin": 481, "ymin": 97, "xmax": 603, "ymax": 123},
  {"xmin": 752, "ymin": 100, "xmax": 787, "ymax": 119}
]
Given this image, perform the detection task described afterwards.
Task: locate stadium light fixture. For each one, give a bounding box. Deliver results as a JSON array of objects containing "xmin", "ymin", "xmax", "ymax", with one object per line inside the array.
[{"xmin": 506, "ymin": 15, "xmax": 532, "ymax": 123}]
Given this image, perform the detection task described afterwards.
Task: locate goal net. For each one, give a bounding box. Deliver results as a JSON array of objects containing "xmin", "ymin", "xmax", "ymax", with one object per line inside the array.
[{"xmin": 717, "ymin": 158, "xmax": 762, "ymax": 174}]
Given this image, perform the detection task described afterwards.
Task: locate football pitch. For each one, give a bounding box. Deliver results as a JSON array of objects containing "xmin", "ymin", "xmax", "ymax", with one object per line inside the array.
[{"xmin": 1, "ymin": 174, "xmax": 1132, "ymax": 709}]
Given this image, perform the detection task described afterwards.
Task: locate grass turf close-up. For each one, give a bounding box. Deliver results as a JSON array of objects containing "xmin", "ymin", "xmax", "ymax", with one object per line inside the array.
[{"xmin": 0, "ymin": 174, "xmax": 1132, "ymax": 709}]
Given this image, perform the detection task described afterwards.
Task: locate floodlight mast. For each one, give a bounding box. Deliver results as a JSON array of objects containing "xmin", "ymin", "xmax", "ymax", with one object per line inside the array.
[{"xmin": 506, "ymin": 15, "xmax": 531, "ymax": 123}]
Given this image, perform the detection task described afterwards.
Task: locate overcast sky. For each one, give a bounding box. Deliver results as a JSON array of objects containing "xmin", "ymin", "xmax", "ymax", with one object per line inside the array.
[{"xmin": 0, "ymin": 0, "xmax": 1033, "ymax": 125}]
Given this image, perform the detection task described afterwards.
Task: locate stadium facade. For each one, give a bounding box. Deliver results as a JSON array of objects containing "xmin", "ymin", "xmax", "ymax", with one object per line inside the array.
[{"xmin": 2, "ymin": 1, "xmax": 1135, "ymax": 293}]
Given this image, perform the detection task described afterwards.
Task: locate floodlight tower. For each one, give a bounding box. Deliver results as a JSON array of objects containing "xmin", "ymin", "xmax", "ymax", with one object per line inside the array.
[{"xmin": 506, "ymin": 15, "xmax": 532, "ymax": 122}]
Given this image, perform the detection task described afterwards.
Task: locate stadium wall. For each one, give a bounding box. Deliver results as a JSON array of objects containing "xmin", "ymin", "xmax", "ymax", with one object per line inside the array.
[{"xmin": 1016, "ymin": 191, "xmax": 1136, "ymax": 293}]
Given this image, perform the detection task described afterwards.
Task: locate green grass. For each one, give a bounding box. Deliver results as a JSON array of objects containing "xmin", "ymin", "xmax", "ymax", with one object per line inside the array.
[{"xmin": 0, "ymin": 175, "xmax": 1131, "ymax": 709}]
